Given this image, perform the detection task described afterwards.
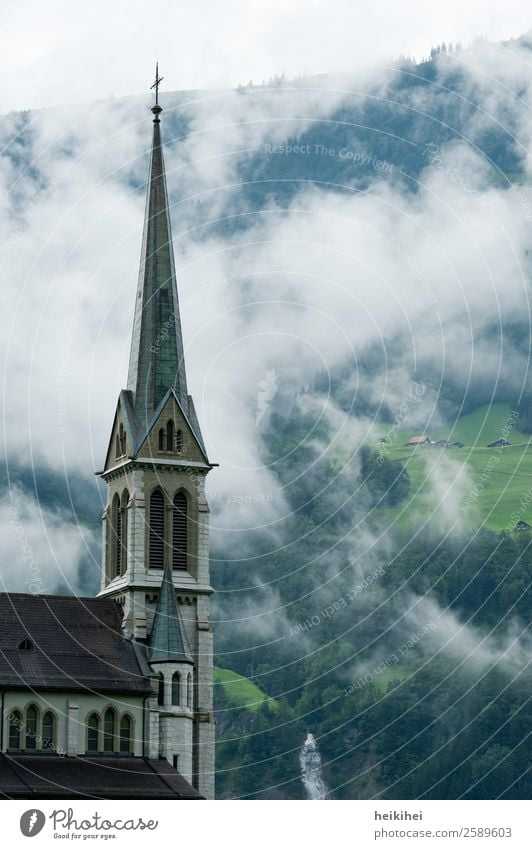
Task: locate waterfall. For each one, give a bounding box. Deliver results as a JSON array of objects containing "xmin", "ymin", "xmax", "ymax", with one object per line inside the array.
[{"xmin": 299, "ymin": 732, "xmax": 331, "ymax": 799}]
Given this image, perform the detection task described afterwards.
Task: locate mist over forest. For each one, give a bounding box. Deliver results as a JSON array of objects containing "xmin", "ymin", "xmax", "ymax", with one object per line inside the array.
[{"xmin": 1, "ymin": 34, "xmax": 531, "ymax": 797}]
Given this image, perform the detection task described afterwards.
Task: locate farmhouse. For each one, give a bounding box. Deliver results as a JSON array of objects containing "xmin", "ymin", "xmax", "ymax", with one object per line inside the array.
[{"xmin": 404, "ymin": 435, "xmax": 430, "ymax": 447}]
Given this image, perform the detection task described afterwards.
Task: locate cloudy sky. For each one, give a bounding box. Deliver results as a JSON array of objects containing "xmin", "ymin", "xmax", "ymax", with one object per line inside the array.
[
  {"xmin": 2, "ymin": 4, "xmax": 532, "ymax": 601},
  {"xmin": 0, "ymin": 0, "xmax": 531, "ymax": 112}
]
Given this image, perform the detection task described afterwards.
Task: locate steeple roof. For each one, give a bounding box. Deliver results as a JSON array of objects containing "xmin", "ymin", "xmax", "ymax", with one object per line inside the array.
[
  {"xmin": 149, "ymin": 562, "xmax": 193, "ymax": 663},
  {"xmin": 127, "ymin": 102, "xmax": 188, "ymax": 427}
]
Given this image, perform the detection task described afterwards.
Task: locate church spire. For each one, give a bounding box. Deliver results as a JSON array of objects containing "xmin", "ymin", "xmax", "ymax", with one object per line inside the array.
[
  {"xmin": 149, "ymin": 561, "xmax": 192, "ymax": 663},
  {"xmin": 127, "ymin": 66, "xmax": 188, "ymax": 426}
]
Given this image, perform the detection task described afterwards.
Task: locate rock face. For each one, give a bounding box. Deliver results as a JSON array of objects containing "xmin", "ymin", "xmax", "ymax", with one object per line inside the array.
[{"xmin": 299, "ymin": 733, "xmax": 331, "ymax": 800}]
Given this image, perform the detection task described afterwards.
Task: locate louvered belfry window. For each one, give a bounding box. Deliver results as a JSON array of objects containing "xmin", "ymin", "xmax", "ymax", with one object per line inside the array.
[
  {"xmin": 112, "ymin": 493, "xmax": 121, "ymax": 577},
  {"xmin": 149, "ymin": 490, "xmax": 165, "ymax": 568},
  {"xmin": 172, "ymin": 491, "xmax": 187, "ymax": 570}
]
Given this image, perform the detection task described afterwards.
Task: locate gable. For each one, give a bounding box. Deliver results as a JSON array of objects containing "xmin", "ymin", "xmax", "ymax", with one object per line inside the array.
[
  {"xmin": 103, "ymin": 391, "xmax": 140, "ymax": 472},
  {"xmin": 135, "ymin": 393, "xmax": 208, "ymax": 465}
]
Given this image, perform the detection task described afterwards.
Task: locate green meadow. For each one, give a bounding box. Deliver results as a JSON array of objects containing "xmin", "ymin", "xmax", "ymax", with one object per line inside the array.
[
  {"xmin": 378, "ymin": 404, "xmax": 532, "ymax": 532},
  {"xmin": 214, "ymin": 667, "xmax": 278, "ymax": 712}
]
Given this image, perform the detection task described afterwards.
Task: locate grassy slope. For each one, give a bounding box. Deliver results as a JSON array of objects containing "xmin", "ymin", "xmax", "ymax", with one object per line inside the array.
[
  {"xmin": 380, "ymin": 404, "xmax": 532, "ymax": 532},
  {"xmin": 214, "ymin": 667, "xmax": 278, "ymax": 712}
]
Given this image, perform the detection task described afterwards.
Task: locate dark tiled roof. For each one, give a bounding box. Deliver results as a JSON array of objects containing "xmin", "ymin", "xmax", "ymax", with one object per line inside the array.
[
  {"xmin": 0, "ymin": 754, "xmax": 202, "ymax": 799},
  {"xmin": 0, "ymin": 593, "xmax": 152, "ymax": 694}
]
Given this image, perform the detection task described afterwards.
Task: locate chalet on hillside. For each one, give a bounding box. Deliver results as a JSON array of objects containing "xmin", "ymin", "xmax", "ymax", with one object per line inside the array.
[
  {"xmin": 404, "ymin": 435, "xmax": 430, "ymax": 447},
  {"xmin": 487, "ymin": 438, "xmax": 511, "ymax": 448}
]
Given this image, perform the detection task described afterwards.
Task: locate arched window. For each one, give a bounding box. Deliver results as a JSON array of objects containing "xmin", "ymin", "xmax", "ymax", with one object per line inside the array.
[
  {"xmin": 175, "ymin": 429, "xmax": 183, "ymax": 453},
  {"xmin": 119, "ymin": 424, "xmax": 127, "ymax": 456},
  {"xmin": 25, "ymin": 705, "xmax": 37, "ymax": 750},
  {"xmin": 18, "ymin": 639, "xmax": 33, "ymax": 651},
  {"xmin": 157, "ymin": 672, "xmax": 165, "ymax": 706},
  {"xmin": 149, "ymin": 490, "xmax": 165, "ymax": 568},
  {"xmin": 42, "ymin": 711, "xmax": 56, "ymax": 751},
  {"xmin": 119, "ymin": 715, "xmax": 132, "ymax": 753},
  {"xmin": 112, "ymin": 493, "xmax": 121, "ymax": 577},
  {"xmin": 87, "ymin": 714, "xmax": 99, "ymax": 752},
  {"xmin": 172, "ymin": 492, "xmax": 187, "ymax": 570},
  {"xmin": 158, "ymin": 428, "xmax": 165, "ymax": 451},
  {"xmin": 103, "ymin": 708, "xmax": 115, "ymax": 753},
  {"xmin": 187, "ymin": 672, "xmax": 193, "ymax": 709},
  {"xmin": 8, "ymin": 711, "xmax": 22, "ymax": 749},
  {"xmin": 115, "ymin": 434, "xmax": 120, "ymax": 459},
  {"xmin": 166, "ymin": 419, "xmax": 174, "ymax": 451},
  {"xmin": 171, "ymin": 672, "xmax": 181, "ymax": 705},
  {"xmin": 120, "ymin": 489, "xmax": 129, "ymax": 576}
]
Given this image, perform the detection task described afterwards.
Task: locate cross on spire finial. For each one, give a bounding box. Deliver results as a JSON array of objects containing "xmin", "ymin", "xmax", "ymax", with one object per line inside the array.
[{"xmin": 150, "ymin": 62, "xmax": 164, "ymax": 112}]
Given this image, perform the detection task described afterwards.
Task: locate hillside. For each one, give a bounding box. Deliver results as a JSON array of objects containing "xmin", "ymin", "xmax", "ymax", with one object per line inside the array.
[
  {"xmin": 382, "ymin": 403, "xmax": 532, "ymax": 532},
  {"xmin": 2, "ymin": 35, "xmax": 532, "ymax": 800}
]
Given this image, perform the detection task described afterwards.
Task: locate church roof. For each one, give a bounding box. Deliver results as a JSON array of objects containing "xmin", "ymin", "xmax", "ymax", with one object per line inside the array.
[
  {"xmin": 126, "ymin": 102, "xmax": 189, "ymax": 427},
  {"xmin": 0, "ymin": 594, "xmax": 152, "ymax": 694},
  {"xmin": 149, "ymin": 563, "xmax": 193, "ymax": 663},
  {"xmin": 0, "ymin": 753, "xmax": 202, "ymax": 799}
]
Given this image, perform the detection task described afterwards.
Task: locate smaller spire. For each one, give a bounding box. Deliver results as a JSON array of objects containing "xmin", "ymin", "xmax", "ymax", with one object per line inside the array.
[
  {"xmin": 149, "ymin": 561, "xmax": 192, "ymax": 663},
  {"xmin": 150, "ymin": 61, "xmax": 164, "ymax": 120}
]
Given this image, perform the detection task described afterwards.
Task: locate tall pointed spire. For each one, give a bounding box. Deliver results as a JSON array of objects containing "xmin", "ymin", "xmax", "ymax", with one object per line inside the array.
[
  {"xmin": 127, "ymin": 67, "xmax": 188, "ymax": 426},
  {"xmin": 149, "ymin": 561, "xmax": 192, "ymax": 662}
]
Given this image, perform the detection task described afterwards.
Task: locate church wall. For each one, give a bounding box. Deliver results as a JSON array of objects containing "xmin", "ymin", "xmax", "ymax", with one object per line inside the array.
[{"xmin": 2, "ymin": 691, "xmax": 145, "ymax": 757}]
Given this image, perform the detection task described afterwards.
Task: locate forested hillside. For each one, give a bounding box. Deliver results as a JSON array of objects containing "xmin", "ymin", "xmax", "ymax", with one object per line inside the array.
[{"xmin": 2, "ymin": 35, "xmax": 532, "ymax": 799}]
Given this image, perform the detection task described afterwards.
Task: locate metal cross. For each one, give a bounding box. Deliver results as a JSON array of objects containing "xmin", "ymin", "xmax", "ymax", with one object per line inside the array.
[{"xmin": 151, "ymin": 62, "xmax": 164, "ymax": 106}]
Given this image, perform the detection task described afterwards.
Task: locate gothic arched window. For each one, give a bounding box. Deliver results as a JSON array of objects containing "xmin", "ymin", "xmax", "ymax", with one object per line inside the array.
[
  {"xmin": 103, "ymin": 708, "xmax": 116, "ymax": 752},
  {"xmin": 171, "ymin": 672, "xmax": 181, "ymax": 705},
  {"xmin": 157, "ymin": 672, "xmax": 165, "ymax": 706},
  {"xmin": 112, "ymin": 493, "xmax": 121, "ymax": 578},
  {"xmin": 115, "ymin": 434, "xmax": 120, "ymax": 459},
  {"xmin": 172, "ymin": 492, "xmax": 187, "ymax": 570},
  {"xmin": 149, "ymin": 490, "xmax": 165, "ymax": 568},
  {"xmin": 119, "ymin": 715, "xmax": 132, "ymax": 753},
  {"xmin": 8, "ymin": 711, "xmax": 22, "ymax": 749},
  {"xmin": 118, "ymin": 423, "xmax": 126, "ymax": 456},
  {"xmin": 25, "ymin": 705, "xmax": 38, "ymax": 750},
  {"xmin": 158, "ymin": 428, "xmax": 165, "ymax": 451},
  {"xmin": 87, "ymin": 714, "xmax": 99, "ymax": 752},
  {"xmin": 42, "ymin": 711, "xmax": 56, "ymax": 751},
  {"xmin": 166, "ymin": 419, "xmax": 174, "ymax": 451},
  {"xmin": 175, "ymin": 429, "xmax": 183, "ymax": 453},
  {"xmin": 187, "ymin": 672, "xmax": 193, "ymax": 709},
  {"xmin": 120, "ymin": 489, "xmax": 129, "ymax": 575}
]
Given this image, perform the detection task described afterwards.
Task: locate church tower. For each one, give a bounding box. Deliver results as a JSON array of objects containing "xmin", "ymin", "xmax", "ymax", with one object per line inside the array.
[{"xmin": 98, "ymin": 71, "xmax": 215, "ymax": 799}]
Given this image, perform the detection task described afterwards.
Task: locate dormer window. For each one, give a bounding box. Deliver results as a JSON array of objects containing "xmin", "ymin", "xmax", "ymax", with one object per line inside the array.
[{"xmin": 18, "ymin": 639, "xmax": 33, "ymax": 651}]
